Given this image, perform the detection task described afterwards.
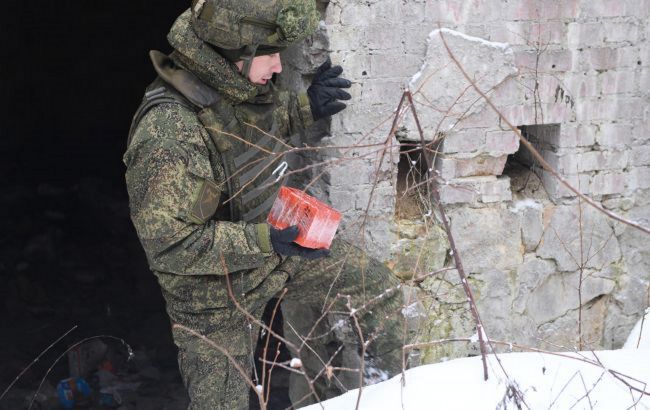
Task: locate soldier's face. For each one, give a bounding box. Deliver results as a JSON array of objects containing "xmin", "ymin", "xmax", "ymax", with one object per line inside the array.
[{"xmin": 236, "ymin": 53, "xmax": 283, "ymax": 85}]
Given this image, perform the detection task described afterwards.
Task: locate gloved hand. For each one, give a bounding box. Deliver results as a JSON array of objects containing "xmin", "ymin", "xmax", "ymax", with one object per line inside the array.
[
  {"xmin": 308, "ymin": 58, "xmax": 352, "ymax": 121},
  {"xmin": 270, "ymin": 225, "xmax": 330, "ymax": 259}
]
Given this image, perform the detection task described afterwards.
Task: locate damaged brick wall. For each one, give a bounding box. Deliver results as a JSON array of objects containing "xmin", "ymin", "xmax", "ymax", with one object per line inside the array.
[{"xmin": 284, "ymin": 0, "xmax": 650, "ymax": 361}]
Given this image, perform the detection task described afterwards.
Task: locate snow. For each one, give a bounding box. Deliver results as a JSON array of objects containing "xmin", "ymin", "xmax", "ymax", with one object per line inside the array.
[
  {"xmin": 290, "ymin": 358, "xmax": 303, "ymax": 369},
  {"xmin": 430, "ymin": 28, "xmax": 512, "ymax": 52},
  {"xmin": 301, "ymin": 349, "xmax": 650, "ymax": 409},
  {"xmin": 510, "ymin": 199, "xmax": 543, "ymax": 213},
  {"xmin": 301, "ymin": 320, "xmax": 650, "ymax": 409},
  {"xmin": 623, "ymin": 309, "xmax": 650, "ymax": 349},
  {"xmin": 401, "ymin": 303, "xmax": 423, "ymax": 319},
  {"xmin": 408, "ymin": 28, "xmax": 513, "ymax": 90}
]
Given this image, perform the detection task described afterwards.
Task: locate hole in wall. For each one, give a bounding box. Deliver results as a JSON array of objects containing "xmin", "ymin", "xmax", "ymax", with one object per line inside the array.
[
  {"xmin": 504, "ymin": 124, "xmax": 560, "ymax": 198},
  {"xmin": 395, "ymin": 142, "xmax": 431, "ymax": 219}
]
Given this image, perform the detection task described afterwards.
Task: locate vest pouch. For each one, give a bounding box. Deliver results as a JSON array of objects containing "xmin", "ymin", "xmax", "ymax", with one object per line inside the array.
[{"xmin": 198, "ymin": 107, "xmax": 235, "ymax": 153}]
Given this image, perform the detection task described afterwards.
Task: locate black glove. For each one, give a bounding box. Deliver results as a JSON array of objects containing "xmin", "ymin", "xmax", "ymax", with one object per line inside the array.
[
  {"xmin": 307, "ymin": 58, "xmax": 352, "ymax": 121},
  {"xmin": 270, "ymin": 225, "xmax": 330, "ymax": 259}
]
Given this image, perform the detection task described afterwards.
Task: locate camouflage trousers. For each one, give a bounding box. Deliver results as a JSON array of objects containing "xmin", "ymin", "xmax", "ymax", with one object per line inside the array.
[{"xmin": 169, "ymin": 238, "xmax": 406, "ymax": 410}]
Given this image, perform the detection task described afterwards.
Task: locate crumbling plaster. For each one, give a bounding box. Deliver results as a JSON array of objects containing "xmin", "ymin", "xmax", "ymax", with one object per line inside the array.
[{"xmin": 283, "ymin": 0, "xmax": 650, "ymax": 361}]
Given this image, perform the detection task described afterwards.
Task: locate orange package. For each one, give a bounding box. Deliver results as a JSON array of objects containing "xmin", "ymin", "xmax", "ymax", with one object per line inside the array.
[{"xmin": 267, "ymin": 186, "xmax": 341, "ymax": 249}]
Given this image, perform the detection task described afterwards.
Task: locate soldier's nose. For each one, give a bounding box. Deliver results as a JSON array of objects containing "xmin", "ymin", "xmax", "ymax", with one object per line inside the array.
[{"xmin": 272, "ymin": 53, "xmax": 282, "ymax": 73}]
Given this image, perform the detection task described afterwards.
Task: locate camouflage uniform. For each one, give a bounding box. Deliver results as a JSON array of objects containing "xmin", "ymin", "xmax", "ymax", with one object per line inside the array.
[{"xmin": 124, "ymin": 3, "xmax": 405, "ymax": 409}]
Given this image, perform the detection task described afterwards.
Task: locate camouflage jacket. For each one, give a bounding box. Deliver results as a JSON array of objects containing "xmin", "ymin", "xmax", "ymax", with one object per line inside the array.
[{"xmin": 124, "ymin": 10, "xmax": 313, "ymax": 279}]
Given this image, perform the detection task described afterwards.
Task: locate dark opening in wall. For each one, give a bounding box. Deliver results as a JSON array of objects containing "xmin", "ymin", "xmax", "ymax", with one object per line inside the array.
[
  {"xmin": 395, "ymin": 142, "xmax": 431, "ymax": 219},
  {"xmin": 503, "ymin": 124, "xmax": 561, "ymax": 196}
]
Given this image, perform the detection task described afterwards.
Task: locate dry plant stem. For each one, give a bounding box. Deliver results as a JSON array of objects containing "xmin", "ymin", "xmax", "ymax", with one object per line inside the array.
[
  {"xmin": 404, "ymin": 90, "xmax": 490, "ymax": 381},
  {"xmin": 579, "ymin": 198, "xmax": 585, "ymax": 351},
  {"xmin": 347, "ymin": 296, "xmax": 367, "ymax": 410},
  {"xmin": 172, "ymin": 324, "xmax": 266, "ymax": 409},
  {"xmin": 264, "ymin": 348, "xmax": 282, "ymax": 405},
  {"xmin": 221, "ymin": 257, "xmax": 298, "ymax": 352},
  {"xmin": 261, "ymin": 290, "xmax": 287, "ymax": 405},
  {"xmin": 0, "ymin": 326, "xmax": 77, "ymax": 403},
  {"xmin": 437, "ymin": 29, "xmax": 650, "ymax": 236},
  {"xmin": 589, "ymin": 349, "xmax": 650, "ymax": 399},
  {"xmin": 220, "ymin": 256, "xmax": 330, "ymax": 407},
  {"xmin": 638, "ymin": 286, "xmax": 650, "ymax": 349},
  {"xmin": 404, "ymin": 338, "xmax": 650, "ymax": 397},
  {"xmin": 568, "ymin": 371, "xmax": 604, "ymax": 410},
  {"xmin": 355, "ymin": 93, "xmax": 409, "ymax": 301},
  {"xmin": 28, "ymin": 335, "xmax": 133, "ymax": 410},
  {"xmin": 549, "ymin": 371, "xmax": 587, "ymax": 410}
]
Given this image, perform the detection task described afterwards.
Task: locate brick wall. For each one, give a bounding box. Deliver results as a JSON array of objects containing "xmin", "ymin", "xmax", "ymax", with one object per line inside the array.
[{"xmin": 300, "ymin": 0, "xmax": 650, "ymax": 357}]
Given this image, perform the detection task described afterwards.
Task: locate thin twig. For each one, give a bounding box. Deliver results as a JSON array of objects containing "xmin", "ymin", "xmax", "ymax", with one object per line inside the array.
[
  {"xmin": 172, "ymin": 324, "xmax": 266, "ymax": 409},
  {"xmin": 437, "ymin": 28, "xmax": 650, "ymax": 236},
  {"xmin": 405, "ymin": 89, "xmax": 490, "ymax": 381},
  {"xmin": 0, "ymin": 326, "xmax": 77, "ymax": 403},
  {"xmin": 28, "ymin": 335, "xmax": 133, "ymax": 410}
]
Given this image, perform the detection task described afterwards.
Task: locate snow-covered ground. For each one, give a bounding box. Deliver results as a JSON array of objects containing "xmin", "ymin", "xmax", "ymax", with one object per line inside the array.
[{"xmin": 302, "ymin": 311, "xmax": 650, "ymax": 409}]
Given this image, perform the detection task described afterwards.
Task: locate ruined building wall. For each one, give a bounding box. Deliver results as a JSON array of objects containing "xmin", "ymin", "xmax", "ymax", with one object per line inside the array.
[{"xmin": 286, "ymin": 0, "xmax": 650, "ymax": 360}]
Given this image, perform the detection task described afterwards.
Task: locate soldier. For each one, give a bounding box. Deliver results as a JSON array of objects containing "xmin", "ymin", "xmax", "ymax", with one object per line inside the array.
[{"xmin": 124, "ymin": 1, "xmax": 406, "ymax": 408}]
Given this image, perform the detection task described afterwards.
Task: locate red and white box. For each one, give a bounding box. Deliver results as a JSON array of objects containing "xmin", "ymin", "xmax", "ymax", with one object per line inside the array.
[{"xmin": 267, "ymin": 186, "xmax": 341, "ymax": 249}]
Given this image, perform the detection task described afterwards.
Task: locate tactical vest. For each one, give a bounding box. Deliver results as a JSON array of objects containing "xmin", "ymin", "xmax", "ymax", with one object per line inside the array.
[{"xmin": 127, "ymin": 51, "xmax": 288, "ymax": 224}]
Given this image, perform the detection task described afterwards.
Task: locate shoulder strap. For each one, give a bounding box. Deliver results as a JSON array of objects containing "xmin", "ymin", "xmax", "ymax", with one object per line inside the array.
[
  {"xmin": 127, "ymin": 50, "xmax": 226, "ymax": 149},
  {"xmin": 126, "ymin": 79, "xmax": 196, "ymax": 148}
]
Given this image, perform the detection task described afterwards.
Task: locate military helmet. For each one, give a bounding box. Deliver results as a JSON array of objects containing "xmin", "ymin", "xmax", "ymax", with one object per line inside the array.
[{"xmin": 190, "ymin": 0, "xmax": 319, "ymax": 51}]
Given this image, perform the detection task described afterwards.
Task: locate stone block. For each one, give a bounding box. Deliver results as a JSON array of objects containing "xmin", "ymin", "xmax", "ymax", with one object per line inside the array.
[
  {"xmin": 630, "ymin": 167, "xmax": 650, "ymax": 190},
  {"xmin": 631, "ymin": 147, "xmax": 650, "ymax": 166},
  {"xmin": 603, "ymin": 21, "xmax": 641, "ymax": 44},
  {"xmin": 390, "ymin": 220, "xmax": 448, "ymax": 280},
  {"xmin": 448, "ymin": 207, "xmax": 523, "ymax": 273},
  {"xmin": 339, "ymin": 3, "xmax": 371, "ymax": 26},
  {"xmin": 438, "ymin": 175, "xmax": 512, "ymax": 204},
  {"xmin": 539, "ymin": 124, "xmax": 594, "ymax": 149},
  {"xmin": 512, "ymin": 0, "xmax": 579, "ymax": 20},
  {"xmin": 406, "ymin": 28, "xmax": 517, "ymax": 138},
  {"xmin": 513, "ymin": 256, "xmax": 556, "ymax": 315},
  {"xmin": 596, "ymin": 123, "xmax": 634, "ymax": 149},
  {"xmin": 327, "ymin": 26, "xmax": 366, "ymax": 51},
  {"xmin": 576, "ymin": 98, "xmax": 644, "ymax": 122},
  {"xmin": 359, "ymin": 78, "xmax": 404, "ymax": 106},
  {"xmin": 365, "ymin": 24, "xmax": 404, "ymax": 51},
  {"xmin": 511, "ymin": 199, "xmax": 545, "ymax": 251},
  {"xmin": 599, "ymin": 69, "xmax": 638, "ymax": 94},
  {"xmin": 437, "ymin": 155, "xmax": 508, "ymax": 179},
  {"xmin": 590, "ymin": 171, "xmax": 628, "ymax": 195},
  {"xmin": 578, "ymin": 47, "xmax": 638, "ymax": 71},
  {"xmin": 480, "ymin": 176, "xmax": 512, "ymax": 203},
  {"xmin": 565, "ymin": 72, "xmax": 600, "ymax": 98},
  {"xmin": 540, "ymin": 149, "xmax": 618, "ymax": 176},
  {"xmin": 526, "ymin": 271, "xmax": 615, "ymax": 324},
  {"xmin": 537, "ymin": 205, "xmax": 622, "ymax": 271},
  {"xmin": 514, "ymin": 49, "xmax": 574, "ymax": 73},
  {"xmin": 441, "ymin": 129, "xmax": 486, "ymax": 154},
  {"xmin": 369, "ymin": 53, "xmax": 422, "ymax": 79},
  {"xmin": 485, "ymin": 130, "xmax": 520, "ymax": 156},
  {"xmin": 580, "ymin": 1, "xmax": 626, "ymax": 18},
  {"xmin": 536, "ymin": 292, "xmax": 610, "ymax": 349},
  {"xmin": 541, "ymin": 171, "xmax": 590, "ymax": 198},
  {"xmin": 567, "ymin": 22, "xmax": 605, "ymax": 48},
  {"xmin": 438, "ymin": 181, "xmax": 479, "ymax": 204}
]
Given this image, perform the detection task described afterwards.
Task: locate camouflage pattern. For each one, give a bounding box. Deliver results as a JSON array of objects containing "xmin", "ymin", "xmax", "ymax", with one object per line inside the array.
[
  {"xmin": 190, "ymin": 0, "xmax": 320, "ymax": 50},
  {"xmin": 124, "ymin": 5, "xmax": 404, "ymax": 409}
]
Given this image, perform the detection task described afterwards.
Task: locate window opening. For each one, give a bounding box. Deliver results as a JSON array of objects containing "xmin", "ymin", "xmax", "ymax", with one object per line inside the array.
[
  {"xmin": 395, "ymin": 142, "xmax": 432, "ymax": 219},
  {"xmin": 504, "ymin": 124, "xmax": 560, "ymax": 197}
]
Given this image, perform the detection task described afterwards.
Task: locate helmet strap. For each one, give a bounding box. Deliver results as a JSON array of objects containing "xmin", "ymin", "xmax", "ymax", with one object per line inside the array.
[{"xmin": 240, "ymin": 44, "xmax": 259, "ymax": 79}]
